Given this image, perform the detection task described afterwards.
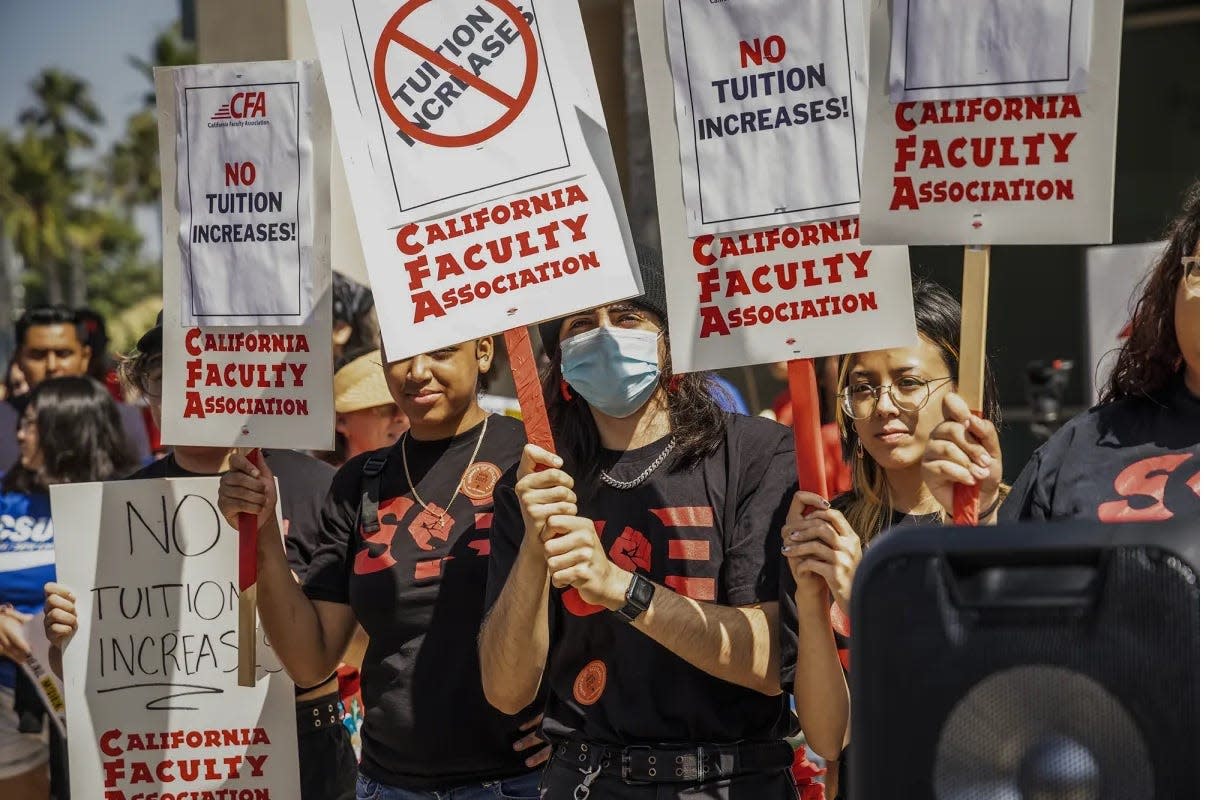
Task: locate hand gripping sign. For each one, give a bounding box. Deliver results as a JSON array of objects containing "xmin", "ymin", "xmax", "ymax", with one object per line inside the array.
[{"xmin": 308, "ymin": 0, "xmax": 642, "ymax": 363}]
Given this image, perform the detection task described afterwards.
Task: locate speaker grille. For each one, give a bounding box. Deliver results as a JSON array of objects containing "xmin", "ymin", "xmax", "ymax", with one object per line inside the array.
[{"xmin": 934, "ymin": 665, "xmax": 1152, "ymax": 800}]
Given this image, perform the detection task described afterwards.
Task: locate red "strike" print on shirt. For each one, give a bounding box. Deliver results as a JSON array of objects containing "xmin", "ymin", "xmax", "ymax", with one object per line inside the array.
[{"xmin": 1097, "ymin": 452, "xmax": 1200, "ymax": 523}]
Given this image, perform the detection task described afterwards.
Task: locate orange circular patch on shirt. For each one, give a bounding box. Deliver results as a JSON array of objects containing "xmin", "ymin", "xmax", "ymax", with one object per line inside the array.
[
  {"xmin": 460, "ymin": 461, "xmax": 502, "ymax": 501},
  {"xmin": 573, "ymin": 659, "xmax": 607, "ymax": 706}
]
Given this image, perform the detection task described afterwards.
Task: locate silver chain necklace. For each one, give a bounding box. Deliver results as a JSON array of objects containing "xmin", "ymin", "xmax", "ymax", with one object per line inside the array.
[{"xmin": 600, "ymin": 437, "xmax": 677, "ymax": 490}]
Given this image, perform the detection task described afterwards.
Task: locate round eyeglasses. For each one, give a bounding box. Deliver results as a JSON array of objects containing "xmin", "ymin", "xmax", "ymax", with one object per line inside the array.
[{"xmin": 840, "ymin": 376, "xmax": 953, "ymax": 420}]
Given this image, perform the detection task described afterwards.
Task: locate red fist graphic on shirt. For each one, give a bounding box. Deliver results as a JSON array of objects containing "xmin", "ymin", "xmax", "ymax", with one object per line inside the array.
[{"xmin": 609, "ymin": 526, "xmax": 652, "ymax": 573}]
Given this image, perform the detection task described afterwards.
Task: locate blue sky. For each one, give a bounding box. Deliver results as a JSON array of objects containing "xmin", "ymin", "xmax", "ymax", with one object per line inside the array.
[{"xmin": 0, "ymin": 0, "xmax": 181, "ymax": 157}]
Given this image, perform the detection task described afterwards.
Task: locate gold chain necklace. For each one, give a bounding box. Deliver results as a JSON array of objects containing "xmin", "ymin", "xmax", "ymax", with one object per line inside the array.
[{"xmin": 401, "ymin": 415, "xmax": 489, "ymax": 530}]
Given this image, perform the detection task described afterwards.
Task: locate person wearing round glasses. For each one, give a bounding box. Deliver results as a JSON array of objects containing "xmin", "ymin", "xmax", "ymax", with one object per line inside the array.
[
  {"xmin": 779, "ymin": 277, "xmax": 1005, "ymax": 799},
  {"xmin": 923, "ymin": 181, "xmax": 1199, "ymax": 525}
]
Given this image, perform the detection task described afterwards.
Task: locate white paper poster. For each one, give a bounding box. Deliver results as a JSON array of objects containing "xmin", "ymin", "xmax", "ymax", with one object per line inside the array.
[
  {"xmin": 889, "ymin": 0, "xmax": 1096, "ymax": 103},
  {"xmin": 637, "ymin": 0, "xmax": 916, "ymax": 373},
  {"xmin": 174, "ymin": 62, "xmax": 316, "ymax": 327},
  {"xmin": 663, "ymin": 0, "xmax": 867, "ymax": 236},
  {"xmin": 306, "ymin": 0, "xmax": 643, "ymax": 361},
  {"xmin": 158, "ymin": 65, "xmax": 336, "ymax": 449},
  {"xmin": 861, "ymin": 0, "xmax": 1123, "ymax": 245},
  {"xmin": 1084, "ymin": 241, "xmax": 1164, "ymax": 402},
  {"xmin": 51, "ymin": 479, "xmax": 299, "ymax": 800}
]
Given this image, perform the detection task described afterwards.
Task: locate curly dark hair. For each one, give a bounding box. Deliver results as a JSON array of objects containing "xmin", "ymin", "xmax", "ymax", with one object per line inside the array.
[
  {"xmin": 1101, "ymin": 182, "xmax": 1199, "ymax": 404},
  {"xmin": 541, "ymin": 319, "xmax": 724, "ymax": 479},
  {"xmin": 2, "ymin": 376, "xmax": 136, "ymax": 493}
]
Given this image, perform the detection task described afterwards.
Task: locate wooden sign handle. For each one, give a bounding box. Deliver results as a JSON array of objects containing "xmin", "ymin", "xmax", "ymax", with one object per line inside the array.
[
  {"xmin": 237, "ymin": 449, "xmax": 260, "ymax": 687},
  {"xmin": 954, "ymin": 246, "xmax": 991, "ymax": 526},
  {"xmin": 504, "ymin": 326, "xmax": 556, "ymax": 461}
]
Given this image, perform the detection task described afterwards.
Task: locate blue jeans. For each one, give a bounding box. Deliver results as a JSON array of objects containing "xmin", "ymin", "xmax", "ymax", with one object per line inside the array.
[{"xmin": 355, "ymin": 770, "xmax": 542, "ymax": 800}]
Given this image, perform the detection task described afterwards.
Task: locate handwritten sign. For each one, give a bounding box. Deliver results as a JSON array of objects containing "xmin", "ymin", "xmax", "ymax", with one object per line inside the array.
[
  {"xmin": 157, "ymin": 65, "xmax": 335, "ymax": 449},
  {"xmin": 51, "ymin": 478, "xmax": 298, "ymax": 800}
]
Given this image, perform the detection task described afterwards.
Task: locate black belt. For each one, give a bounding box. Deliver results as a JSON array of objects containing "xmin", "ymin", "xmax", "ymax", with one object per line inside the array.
[
  {"xmin": 552, "ymin": 739, "xmax": 793, "ymax": 784},
  {"xmin": 295, "ymin": 692, "xmax": 342, "ymax": 734}
]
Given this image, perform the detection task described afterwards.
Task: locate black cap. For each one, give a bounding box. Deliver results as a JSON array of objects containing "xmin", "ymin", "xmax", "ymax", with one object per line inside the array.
[
  {"xmin": 135, "ymin": 311, "xmax": 163, "ymax": 356},
  {"xmin": 538, "ymin": 241, "xmax": 667, "ymax": 356}
]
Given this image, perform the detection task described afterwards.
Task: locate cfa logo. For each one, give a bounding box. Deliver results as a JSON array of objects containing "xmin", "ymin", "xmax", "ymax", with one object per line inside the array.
[{"xmin": 211, "ymin": 91, "xmax": 267, "ymax": 121}]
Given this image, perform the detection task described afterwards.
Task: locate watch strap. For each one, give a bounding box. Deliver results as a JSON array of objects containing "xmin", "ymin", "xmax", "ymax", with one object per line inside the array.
[{"xmin": 616, "ymin": 572, "xmax": 654, "ymax": 622}]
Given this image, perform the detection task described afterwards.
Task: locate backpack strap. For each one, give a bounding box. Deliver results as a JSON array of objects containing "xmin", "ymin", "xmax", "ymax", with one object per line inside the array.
[{"xmin": 359, "ymin": 449, "xmax": 390, "ymax": 534}]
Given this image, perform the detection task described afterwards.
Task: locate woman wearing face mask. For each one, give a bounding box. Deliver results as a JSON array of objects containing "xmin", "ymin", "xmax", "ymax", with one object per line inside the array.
[
  {"xmin": 480, "ymin": 245, "xmax": 800, "ymax": 799},
  {"xmin": 779, "ymin": 278, "xmax": 1003, "ymax": 799},
  {"xmin": 213, "ymin": 337, "xmax": 549, "ymax": 800},
  {"xmin": 923, "ymin": 182, "xmax": 1199, "ymax": 524}
]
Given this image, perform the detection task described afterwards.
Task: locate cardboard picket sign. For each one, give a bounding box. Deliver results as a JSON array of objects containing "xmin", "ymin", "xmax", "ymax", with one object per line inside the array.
[
  {"xmin": 663, "ymin": 0, "xmax": 868, "ymax": 236},
  {"xmin": 51, "ymin": 478, "xmax": 299, "ymax": 800},
  {"xmin": 860, "ymin": 0, "xmax": 1124, "ymax": 246},
  {"xmin": 156, "ymin": 64, "xmax": 335, "ymax": 450},
  {"xmin": 306, "ymin": 0, "xmax": 643, "ymax": 362},
  {"xmin": 636, "ymin": 0, "xmax": 916, "ymax": 374}
]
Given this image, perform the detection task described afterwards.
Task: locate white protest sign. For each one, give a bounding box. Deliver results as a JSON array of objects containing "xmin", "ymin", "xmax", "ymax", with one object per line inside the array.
[
  {"xmin": 636, "ymin": 0, "xmax": 916, "ymax": 373},
  {"xmin": 861, "ymin": 0, "xmax": 1123, "ymax": 246},
  {"xmin": 174, "ymin": 62, "xmax": 316, "ymax": 327},
  {"xmin": 158, "ymin": 65, "xmax": 335, "ymax": 449},
  {"xmin": 889, "ymin": 0, "xmax": 1095, "ymax": 103},
  {"xmin": 306, "ymin": 0, "xmax": 642, "ymax": 361},
  {"xmin": 1084, "ymin": 241, "xmax": 1164, "ymax": 403},
  {"xmin": 51, "ymin": 478, "xmax": 298, "ymax": 800},
  {"xmin": 663, "ymin": 0, "xmax": 866, "ymax": 236}
]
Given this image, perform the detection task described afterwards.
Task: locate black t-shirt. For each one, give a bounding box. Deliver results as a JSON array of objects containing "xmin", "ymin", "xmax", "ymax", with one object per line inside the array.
[
  {"xmin": 487, "ymin": 413, "xmax": 799, "ymax": 746},
  {"xmin": 1001, "ymin": 379, "xmax": 1200, "ymax": 523},
  {"xmin": 300, "ymin": 414, "xmax": 534, "ymax": 790},
  {"xmin": 126, "ymin": 449, "xmax": 336, "ymax": 578}
]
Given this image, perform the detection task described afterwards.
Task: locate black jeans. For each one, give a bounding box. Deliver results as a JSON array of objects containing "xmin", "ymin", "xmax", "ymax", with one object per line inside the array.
[
  {"xmin": 299, "ymin": 722, "xmax": 359, "ymax": 800},
  {"xmin": 540, "ymin": 757, "xmax": 798, "ymax": 800}
]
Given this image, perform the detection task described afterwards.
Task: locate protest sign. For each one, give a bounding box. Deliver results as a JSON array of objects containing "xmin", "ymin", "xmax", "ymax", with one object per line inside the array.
[
  {"xmin": 637, "ymin": 0, "xmax": 915, "ymax": 374},
  {"xmin": 174, "ymin": 62, "xmax": 316, "ymax": 327},
  {"xmin": 306, "ymin": 0, "xmax": 642, "ymax": 362},
  {"xmin": 1084, "ymin": 241, "xmax": 1163, "ymax": 402},
  {"xmin": 663, "ymin": 0, "xmax": 867, "ymax": 235},
  {"xmin": 861, "ymin": 0, "xmax": 1123, "ymax": 246},
  {"xmin": 157, "ymin": 65, "xmax": 335, "ymax": 449},
  {"xmin": 52, "ymin": 478, "xmax": 298, "ymax": 800},
  {"xmin": 889, "ymin": 0, "xmax": 1095, "ymax": 103}
]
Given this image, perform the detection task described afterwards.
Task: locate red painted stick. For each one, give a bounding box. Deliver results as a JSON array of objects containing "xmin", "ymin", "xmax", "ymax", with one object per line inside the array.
[
  {"xmin": 237, "ymin": 449, "xmax": 260, "ymax": 687},
  {"xmin": 238, "ymin": 449, "xmax": 261, "ymax": 590},
  {"xmin": 504, "ymin": 326, "xmax": 556, "ymax": 456},
  {"xmin": 787, "ymin": 359, "xmax": 829, "ymax": 499}
]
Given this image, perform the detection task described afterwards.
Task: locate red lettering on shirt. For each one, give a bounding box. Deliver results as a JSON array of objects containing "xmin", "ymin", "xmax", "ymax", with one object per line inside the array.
[
  {"xmin": 664, "ymin": 576, "xmax": 716, "ymax": 601},
  {"xmin": 1097, "ymin": 453, "xmax": 1199, "ymax": 523},
  {"xmin": 354, "ymin": 496, "xmax": 413, "ymax": 575},
  {"xmin": 651, "ymin": 507, "xmax": 715, "ymax": 527}
]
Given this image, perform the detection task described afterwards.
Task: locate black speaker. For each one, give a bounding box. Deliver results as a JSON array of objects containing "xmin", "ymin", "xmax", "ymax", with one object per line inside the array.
[{"xmin": 848, "ymin": 519, "xmax": 1198, "ymax": 800}]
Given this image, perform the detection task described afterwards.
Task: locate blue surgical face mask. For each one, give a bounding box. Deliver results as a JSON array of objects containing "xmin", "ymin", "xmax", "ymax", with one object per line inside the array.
[{"xmin": 560, "ymin": 326, "xmax": 662, "ymax": 418}]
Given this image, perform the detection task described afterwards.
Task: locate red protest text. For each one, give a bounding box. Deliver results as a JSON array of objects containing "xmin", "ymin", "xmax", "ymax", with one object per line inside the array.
[
  {"xmin": 889, "ymin": 95, "xmax": 1084, "ymax": 211},
  {"xmin": 396, "ymin": 182, "xmax": 605, "ymax": 324}
]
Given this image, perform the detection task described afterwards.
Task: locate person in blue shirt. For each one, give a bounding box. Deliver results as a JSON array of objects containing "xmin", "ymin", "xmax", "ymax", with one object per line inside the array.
[{"xmin": 0, "ymin": 376, "xmax": 134, "ymax": 799}]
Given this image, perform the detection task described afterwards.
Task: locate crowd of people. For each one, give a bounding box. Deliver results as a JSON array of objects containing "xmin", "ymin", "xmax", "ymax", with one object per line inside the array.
[{"xmin": 0, "ymin": 182, "xmax": 1200, "ymax": 799}]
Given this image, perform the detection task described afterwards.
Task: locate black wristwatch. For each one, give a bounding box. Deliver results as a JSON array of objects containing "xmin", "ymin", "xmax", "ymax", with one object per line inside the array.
[{"xmin": 616, "ymin": 573, "xmax": 655, "ymax": 622}]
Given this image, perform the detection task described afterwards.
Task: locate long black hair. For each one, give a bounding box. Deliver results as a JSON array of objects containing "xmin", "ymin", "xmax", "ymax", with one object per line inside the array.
[
  {"xmin": 542, "ymin": 320, "xmax": 725, "ymax": 479},
  {"xmin": 2, "ymin": 376, "xmax": 136, "ymax": 493},
  {"xmin": 837, "ymin": 276, "xmax": 1003, "ymax": 542},
  {"xmin": 1102, "ymin": 181, "xmax": 1199, "ymax": 404}
]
